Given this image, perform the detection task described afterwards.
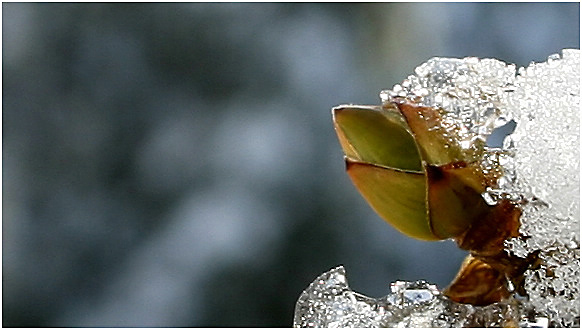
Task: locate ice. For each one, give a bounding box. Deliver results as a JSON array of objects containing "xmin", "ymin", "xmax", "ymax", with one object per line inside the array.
[
  {"xmin": 295, "ymin": 50, "xmax": 579, "ymax": 327},
  {"xmin": 293, "ymin": 266, "xmax": 388, "ymax": 328},
  {"xmin": 293, "ymin": 266, "xmax": 535, "ymax": 328}
]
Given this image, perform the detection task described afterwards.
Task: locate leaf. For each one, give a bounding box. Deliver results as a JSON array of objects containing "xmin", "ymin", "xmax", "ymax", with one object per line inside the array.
[
  {"xmin": 332, "ymin": 105, "xmax": 422, "ymax": 172},
  {"xmin": 345, "ymin": 158, "xmax": 438, "ymax": 241},
  {"xmin": 425, "ymin": 162, "xmax": 490, "ymax": 239}
]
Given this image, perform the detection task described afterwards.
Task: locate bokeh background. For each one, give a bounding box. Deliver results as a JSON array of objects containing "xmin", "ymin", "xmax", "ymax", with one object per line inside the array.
[{"xmin": 3, "ymin": 3, "xmax": 579, "ymax": 327}]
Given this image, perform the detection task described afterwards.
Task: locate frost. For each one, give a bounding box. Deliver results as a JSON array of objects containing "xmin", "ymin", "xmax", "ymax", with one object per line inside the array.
[{"xmin": 295, "ymin": 50, "xmax": 579, "ymax": 327}]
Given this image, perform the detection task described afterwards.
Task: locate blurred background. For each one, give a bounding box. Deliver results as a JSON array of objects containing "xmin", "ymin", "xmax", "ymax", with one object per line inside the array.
[{"xmin": 2, "ymin": 3, "xmax": 579, "ymax": 327}]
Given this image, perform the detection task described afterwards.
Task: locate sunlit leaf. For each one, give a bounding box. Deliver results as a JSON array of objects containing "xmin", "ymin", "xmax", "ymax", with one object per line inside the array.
[
  {"xmin": 345, "ymin": 158, "xmax": 438, "ymax": 241},
  {"xmin": 333, "ymin": 105, "xmax": 422, "ymax": 172}
]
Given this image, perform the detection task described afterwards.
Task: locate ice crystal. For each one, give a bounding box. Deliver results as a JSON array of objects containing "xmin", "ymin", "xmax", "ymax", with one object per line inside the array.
[{"xmin": 295, "ymin": 50, "xmax": 579, "ymax": 327}]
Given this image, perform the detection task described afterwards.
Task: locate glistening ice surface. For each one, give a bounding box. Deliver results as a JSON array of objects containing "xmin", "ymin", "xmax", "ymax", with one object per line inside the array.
[
  {"xmin": 294, "ymin": 50, "xmax": 580, "ymax": 327},
  {"xmin": 293, "ymin": 266, "xmax": 532, "ymax": 327}
]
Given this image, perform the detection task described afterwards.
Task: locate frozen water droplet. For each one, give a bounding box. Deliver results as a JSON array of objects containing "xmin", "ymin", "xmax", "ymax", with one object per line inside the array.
[
  {"xmin": 547, "ymin": 53, "xmax": 561, "ymax": 68},
  {"xmin": 413, "ymin": 88, "xmax": 429, "ymax": 98},
  {"xmin": 482, "ymin": 191, "xmax": 498, "ymax": 206},
  {"xmin": 379, "ymin": 89, "xmax": 390, "ymax": 103},
  {"xmin": 403, "ymin": 289, "xmax": 434, "ymax": 304},
  {"xmin": 523, "ymin": 316, "xmax": 550, "ymax": 328}
]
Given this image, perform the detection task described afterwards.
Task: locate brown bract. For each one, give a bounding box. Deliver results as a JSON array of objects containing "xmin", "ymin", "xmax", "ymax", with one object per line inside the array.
[{"xmin": 446, "ymin": 199, "xmax": 528, "ymax": 305}]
